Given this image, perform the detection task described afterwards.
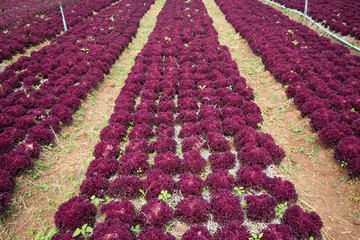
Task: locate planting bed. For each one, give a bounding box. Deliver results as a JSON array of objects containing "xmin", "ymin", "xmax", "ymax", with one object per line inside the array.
[
  {"xmin": 271, "ymin": 0, "xmax": 360, "ymax": 39},
  {"xmin": 216, "ymin": 0, "xmax": 360, "ymax": 179},
  {"xmin": 51, "ymin": 0, "xmax": 323, "ymax": 239},
  {"xmin": 0, "ymin": 0, "xmax": 121, "ymax": 63}
]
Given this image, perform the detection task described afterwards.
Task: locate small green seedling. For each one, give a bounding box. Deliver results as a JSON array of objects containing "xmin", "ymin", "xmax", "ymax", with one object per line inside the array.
[
  {"xmin": 249, "ymin": 233, "xmax": 263, "ymax": 240},
  {"xmin": 73, "ymin": 223, "xmax": 93, "ymax": 239},
  {"xmin": 90, "ymin": 195, "xmax": 103, "ymax": 206},
  {"xmin": 158, "ymin": 190, "xmax": 171, "ymax": 202},
  {"xmin": 275, "ymin": 202, "xmax": 288, "ymax": 218},
  {"xmin": 233, "ymin": 186, "xmax": 245, "ymax": 196},
  {"xmin": 131, "ymin": 224, "xmax": 141, "ymax": 234}
]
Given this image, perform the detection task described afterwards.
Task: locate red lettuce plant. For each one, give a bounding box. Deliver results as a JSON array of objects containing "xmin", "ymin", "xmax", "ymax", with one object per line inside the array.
[
  {"xmin": 213, "ymin": 221, "xmax": 250, "ymax": 240},
  {"xmin": 89, "ymin": 222, "xmax": 136, "ymax": 240},
  {"xmin": 100, "ymin": 200, "xmax": 136, "ymax": 226},
  {"xmin": 150, "ymin": 137, "xmax": 177, "ymax": 154},
  {"xmin": 235, "ymin": 165, "xmax": 267, "ymax": 191},
  {"xmin": 108, "ymin": 175, "xmax": 142, "ymax": 200},
  {"xmin": 119, "ymin": 152, "xmax": 150, "ymax": 176},
  {"xmin": 210, "ymin": 189, "xmax": 244, "ymax": 225},
  {"xmin": 79, "ymin": 176, "xmax": 109, "ymax": 198},
  {"xmin": 265, "ymin": 177, "xmax": 298, "ymax": 204},
  {"xmin": 85, "ymin": 157, "xmax": 119, "ymax": 179},
  {"xmin": 282, "ymin": 205, "xmax": 323, "ymax": 240},
  {"xmin": 181, "ymin": 150, "xmax": 207, "ymax": 174},
  {"xmin": 182, "ymin": 224, "xmax": 213, "ymax": 240},
  {"xmin": 175, "ymin": 195, "xmax": 210, "ymax": 224},
  {"xmin": 142, "ymin": 169, "xmax": 175, "ymax": 201},
  {"xmin": 206, "ymin": 169, "xmax": 235, "ymax": 193},
  {"xmin": 138, "ymin": 227, "xmax": 175, "ymax": 240},
  {"xmin": 153, "ymin": 152, "xmax": 181, "ymax": 175},
  {"xmin": 209, "ymin": 152, "xmax": 236, "ymax": 171},
  {"xmin": 138, "ymin": 198, "xmax": 174, "ymax": 228},
  {"xmin": 177, "ymin": 173, "xmax": 205, "ymax": 197},
  {"xmin": 245, "ymin": 194, "xmax": 277, "ymax": 223},
  {"xmin": 54, "ymin": 196, "xmax": 97, "ymax": 232},
  {"xmin": 93, "ymin": 140, "xmax": 120, "ymax": 159}
]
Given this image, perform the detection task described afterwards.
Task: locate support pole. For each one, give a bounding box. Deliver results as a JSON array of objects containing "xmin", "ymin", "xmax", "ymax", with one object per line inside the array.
[
  {"xmin": 304, "ymin": 0, "xmax": 308, "ymax": 17},
  {"xmin": 59, "ymin": 2, "xmax": 68, "ymax": 32}
]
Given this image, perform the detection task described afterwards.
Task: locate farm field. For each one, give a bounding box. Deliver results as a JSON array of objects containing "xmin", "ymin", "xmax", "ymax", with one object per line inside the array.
[{"xmin": 0, "ymin": 0, "xmax": 359, "ymax": 239}]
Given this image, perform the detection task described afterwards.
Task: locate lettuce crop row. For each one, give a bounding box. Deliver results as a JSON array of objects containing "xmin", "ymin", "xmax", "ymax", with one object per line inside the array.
[
  {"xmin": 271, "ymin": 0, "xmax": 360, "ymax": 39},
  {"xmin": 0, "ymin": 0, "xmax": 121, "ymax": 63},
  {"xmin": 53, "ymin": 0, "xmax": 323, "ymax": 239},
  {"xmin": 0, "ymin": 0, "xmax": 79, "ymax": 29},
  {"xmin": 216, "ymin": 0, "xmax": 360, "ymax": 178},
  {"xmin": 0, "ymin": 0, "xmax": 155, "ymax": 218}
]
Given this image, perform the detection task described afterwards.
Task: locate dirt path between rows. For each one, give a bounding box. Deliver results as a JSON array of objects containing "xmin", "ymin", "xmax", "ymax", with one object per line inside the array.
[
  {"xmin": 203, "ymin": 0, "xmax": 360, "ymax": 239},
  {"xmin": 0, "ymin": 0, "xmax": 165, "ymax": 239}
]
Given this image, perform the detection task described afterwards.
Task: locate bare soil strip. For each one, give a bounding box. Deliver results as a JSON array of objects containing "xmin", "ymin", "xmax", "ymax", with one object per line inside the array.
[{"xmin": 203, "ymin": 0, "xmax": 360, "ymax": 239}]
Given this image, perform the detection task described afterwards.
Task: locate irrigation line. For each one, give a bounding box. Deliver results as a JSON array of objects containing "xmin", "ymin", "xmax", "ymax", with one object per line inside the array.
[
  {"xmin": 263, "ymin": 0, "xmax": 360, "ymax": 52},
  {"xmin": 59, "ymin": 2, "xmax": 68, "ymax": 32}
]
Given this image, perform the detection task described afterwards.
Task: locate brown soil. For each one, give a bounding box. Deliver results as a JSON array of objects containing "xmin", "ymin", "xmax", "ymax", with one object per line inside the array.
[
  {"xmin": 203, "ymin": 0, "xmax": 360, "ymax": 239},
  {"xmin": 0, "ymin": 0, "xmax": 165, "ymax": 239}
]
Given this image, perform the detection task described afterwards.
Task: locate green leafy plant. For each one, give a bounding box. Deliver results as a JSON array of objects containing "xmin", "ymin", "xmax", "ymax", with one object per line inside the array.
[
  {"xmin": 158, "ymin": 190, "xmax": 171, "ymax": 202},
  {"xmin": 249, "ymin": 233, "xmax": 263, "ymax": 240},
  {"xmin": 138, "ymin": 188, "xmax": 148, "ymax": 205},
  {"xmin": 286, "ymin": 29, "xmax": 294, "ymax": 37},
  {"xmin": 341, "ymin": 161, "xmax": 347, "ymax": 168},
  {"xmin": 81, "ymin": 48, "xmax": 89, "ymax": 53},
  {"xmin": 123, "ymin": 135, "xmax": 130, "ymax": 142},
  {"xmin": 131, "ymin": 224, "xmax": 141, "ymax": 234},
  {"xmin": 275, "ymin": 202, "xmax": 287, "ymax": 218},
  {"xmin": 90, "ymin": 195, "xmax": 103, "ymax": 205},
  {"xmin": 233, "ymin": 186, "xmax": 245, "ymax": 196},
  {"xmin": 72, "ymin": 223, "xmax": 93, "ymax": 239}
]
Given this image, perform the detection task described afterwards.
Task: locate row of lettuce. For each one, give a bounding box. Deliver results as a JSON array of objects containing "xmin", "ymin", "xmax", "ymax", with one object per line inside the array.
[
  {"xmin": 216, "ymin": 0, "xmax": 360, "ymax": 178},
  {"xmin": 0, "ymin": 0, "xmax": 122, "ymax": 63},
  {"xmin": 272, "ymin": 0, "xmax": 360, "ymax": 39},
  {"xmin": 0, "ymin": 0, "xmax": 156, "ymax": 217},
  {"xmin": 52, "ymin": 0, "xmax": 323, "ymax": 239},
  {"xmin": 0, "ymin": 0, "xmax": 79, "ymax": 29}
]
